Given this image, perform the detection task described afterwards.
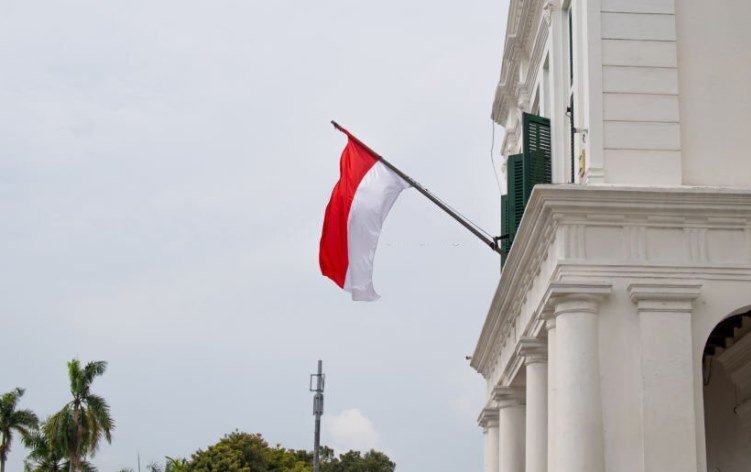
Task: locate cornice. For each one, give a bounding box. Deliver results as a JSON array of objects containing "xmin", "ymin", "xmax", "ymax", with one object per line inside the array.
[
  {"xmin": 470, "ymin": 185, "xmax": 751, "ymax": 376},
  {"xmin": 477, "ymin": 406, "xmax": 500, "ymax": 428},
  {"xmin": 517, "ymin": 337, "xmax": 547, "ymax": 365},
  {"xmin": 628, "ymin": 283, "xmax": 702, "ymax": 313},
  {"xmin": 492, "ymin": 386, "xmax": 525, "ymax": 409},
  {"xmin": 491, "ymin": 0, "xmax": 549, "ymax": 125}
]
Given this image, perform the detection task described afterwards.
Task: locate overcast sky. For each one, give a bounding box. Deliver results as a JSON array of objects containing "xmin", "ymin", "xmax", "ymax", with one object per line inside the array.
[{"xmin": 0, "ymin": 1, "xmax": 508, "ymax": 470}]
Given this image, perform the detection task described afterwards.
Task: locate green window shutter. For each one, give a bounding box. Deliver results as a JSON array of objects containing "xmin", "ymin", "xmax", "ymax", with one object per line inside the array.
[
  {"xmin": 522, "ymin": 112, "xmax": 552, "ymax": 204},
  {"xmin": 506, "ymin": 153, "xmax": 524, "ymax": 241},
  {"xmin": 501, "ymin": 194, "xmax": 509, "ymax": 268},
  {"xmin": 501, "ymin": 113, "xmax": 551, "ymax": 269}
]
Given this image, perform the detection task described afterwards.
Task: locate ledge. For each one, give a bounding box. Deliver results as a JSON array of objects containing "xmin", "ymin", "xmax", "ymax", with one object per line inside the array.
[{"xmin": 470, "ymin": 184, "xmax": 751, "ymax": 376}]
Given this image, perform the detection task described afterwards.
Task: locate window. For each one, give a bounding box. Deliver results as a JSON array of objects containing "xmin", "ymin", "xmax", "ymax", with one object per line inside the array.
[{"xmin": 501, "ymin": 113, "xmax": 552, "ymax": 268}]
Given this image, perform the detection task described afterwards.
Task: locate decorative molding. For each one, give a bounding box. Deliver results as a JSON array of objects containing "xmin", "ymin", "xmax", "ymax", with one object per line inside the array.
[
  {"xmin": 517, "ymin": 337, "xmax": 548, "ymax": 365},
  {"xmin": 493, "ymin": 386, "xmax": 525, "ymax": 409},
  {"xmin": 492, "ymin": 0, "xmax": 548, "ymax": 126},
  {"xmin": 543, "ymin": 0, "xmax": 556, "ymax": 26},
  {"xmin": 584, "ymin": 166, "xmax": 606, "ymax": 184},
  {"xmin": 544, "ymin": 281, "xmax": 612, "ymax": 312},
  {"xmin": 628, "ymin": 283, "xmax": 701, "ymax": 313},
  {"xmin": 627, "ymin": 225, "xmax": 647, "ymax": 260},
  {"xmin": 477, "ymin": 406, "xmax": 500, "ymax": 428},
  {"xmin": 686, "ymin": 227, "xmax": 708, "ymax": 262},
  {"xmin": 470, "ymin": 185, "xmax": 751, "ymax": 377}
]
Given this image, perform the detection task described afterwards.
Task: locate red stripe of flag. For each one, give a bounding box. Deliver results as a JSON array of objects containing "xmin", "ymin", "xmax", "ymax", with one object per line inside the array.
[{"xmin": 319, "ymin": 139, "xmax": 378, "ymax": 287}]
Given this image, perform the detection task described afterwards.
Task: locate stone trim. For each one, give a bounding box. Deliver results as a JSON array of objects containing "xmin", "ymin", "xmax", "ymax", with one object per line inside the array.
[
  {"xmin": 517, "ymin": 337, "xmax": 548, "ymax": 365},
  {"xmin": 478, "ymin": 406, "xmax": 500, "ymax": 428},
  {"xmin": 493, "ymin": 386, "xmax": 526, "ymax": 409},
  {"xmin": 628, "ymin": 283, "xmax": 701, "ymax": 313},
  {"xmin": 470, "ymin": 185, "xmax": 751, "ymax": 376},
  {"xmin": 492, "ymin": 0, "xmax": 548, "ymax": 127}
]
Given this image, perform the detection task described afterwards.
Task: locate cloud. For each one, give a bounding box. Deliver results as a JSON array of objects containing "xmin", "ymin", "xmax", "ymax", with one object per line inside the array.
[{"xmin": 325, "ymin": 409, "xmax": 380, "ymax": 453}]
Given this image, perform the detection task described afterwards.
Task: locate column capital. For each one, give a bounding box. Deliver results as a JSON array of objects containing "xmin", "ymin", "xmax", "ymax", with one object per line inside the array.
[
  {"xmin": 493, "ymin": 386, "xmax": 525, "ymax": 409},
  {"xmin": 542, "ymin": 281, "xmax": 612, "ymax": 317},
  {"xmin": 544, "ymin": 308, "xmax": 556, "ymax": 331},
  {"xmin": 543, "ymin": 281, "xmax": 611, "ymax": 309},
  {"xmin": 543, "ymin": 0, "xmax": 558, "ymax": 26},
  {"xmin": 478, "ymin": 406, "xmax": 499, "ymax": 429},
  {"xmin": 517, "ymin": 337, "xmax": 547, "ymax": 365},
  {"xmin": 628, "ymin": 283, "xmax": 701, "ymax": 313}
]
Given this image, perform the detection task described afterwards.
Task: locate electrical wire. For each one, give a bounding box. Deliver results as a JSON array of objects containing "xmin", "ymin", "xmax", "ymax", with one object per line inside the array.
[{"xmin": 490, "ymin": 120, "xmax": 503, "ymax": 194}]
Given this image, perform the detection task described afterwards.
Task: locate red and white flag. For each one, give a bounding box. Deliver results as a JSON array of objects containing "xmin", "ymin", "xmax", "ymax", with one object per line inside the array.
[{"xmin": 319, "ymin": 138, "xmax": 410, "ymax": 301}]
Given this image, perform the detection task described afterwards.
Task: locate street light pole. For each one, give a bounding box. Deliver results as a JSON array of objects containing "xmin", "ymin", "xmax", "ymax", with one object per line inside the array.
[{"xmin": 310, "ymin": 360, "xmax": 325, "ymax": 472}]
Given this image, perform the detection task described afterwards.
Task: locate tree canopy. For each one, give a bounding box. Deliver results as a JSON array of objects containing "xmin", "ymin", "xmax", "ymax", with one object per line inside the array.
[
  {"xmin": 45, "ymin": 359, "xmax": 113, "ymax": 472},
  {"xmin": 0, "ymin": 387, "xmax": 39, "ymax": 472},
  {"xmin": 183, "ymin": 432, "xmax": 394, "ymax": 472}
]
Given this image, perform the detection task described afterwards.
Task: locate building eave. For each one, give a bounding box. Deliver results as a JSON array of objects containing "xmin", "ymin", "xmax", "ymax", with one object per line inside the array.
[
  {"xmin": 470, "ymin": 184, "xmax": 751, "ymax": 376},
  {"xmin": 490, "ymin": 0, "xmax": 549, "ymax": 126}
]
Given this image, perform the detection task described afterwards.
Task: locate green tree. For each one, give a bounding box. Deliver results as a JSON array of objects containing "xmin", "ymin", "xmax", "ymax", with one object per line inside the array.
[
  {"xmin": 165, "ymin": 457, "xmax": 190, "ymax": 472},
  {"xmin": 188, "ymin": 432, "xmax": 270, "ymax": 472},
  {"xmin": 184, "ymin": 432, "xmax": 394, "ymax": 472},
  {"xmin": 23, "ymin": 427, "xmax": 96, "ymax": 472},
  {"xmin": 45, "ymin": 360, "xmax": 114, "ymax": 472},
  {"xmin": 187, "ymin": 432, "xmax": 311, "ymax": 472},
  {"xmin": 0, "ymin": 387, "xmax": 39, "ymax": 472},
  {"xmin": 321, "ymin": 449, "xmax": 395, "ymax": 472}
]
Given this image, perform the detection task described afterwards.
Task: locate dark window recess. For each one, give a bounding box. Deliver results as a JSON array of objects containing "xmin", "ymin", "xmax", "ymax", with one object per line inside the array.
[
  {"xmin": 569, "ymin": 96, "xmax": 575, "ymax": 183},
  {"xmin": 500, "ymin": 113, "xmax": 552, "ymax": 270}
]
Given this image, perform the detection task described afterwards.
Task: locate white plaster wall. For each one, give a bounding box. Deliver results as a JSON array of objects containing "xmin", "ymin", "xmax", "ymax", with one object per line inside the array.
[
  {"xmin": 600, "ymin": 1, "xmax": 682, "ymax": 185},
  {"xmin": 474, "ymin": 187, "xmax": 751, "ymax": 471},
  {"xmin": 596, "ymin": 281, "xmax": 643, "ymax": 472},
  {"xmin": 703, "ymin": 360, "xmax": 751, "ymax": 471},
  {"xmin": 597, "ymin": 279, "xmax": 751, "ymax": 472},
  {"xmin": 675, "ymin": 0, "xmax": 751, "ymax": 188}
]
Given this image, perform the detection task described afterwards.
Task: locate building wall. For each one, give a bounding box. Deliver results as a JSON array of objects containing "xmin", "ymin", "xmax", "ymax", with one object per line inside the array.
[
  {"xmin": 472, "ymin": 186, "xmax": 751, "ymax": 472},
  {"xmin": 675, "ymin": 0, "xmax": 751, "ymax": 188},
  {"xmin": 600, "ymin": 0, "xmax": 682, "ymax": 185}
]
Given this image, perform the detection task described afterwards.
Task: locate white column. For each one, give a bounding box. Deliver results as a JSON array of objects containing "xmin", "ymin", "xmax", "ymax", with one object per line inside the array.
[
  {"xmin": 554, "ymin": 293, "xmax": 606, "ymax": 472},
  {"xmin": 546, "ymin": 0, "xmax": 570, "ymax": 185},
  {"xmin": 545, "ymin": 317, "xmax": 557, "ymax": 472},
  {"xmin": 479, "ymin": 407, "xmax": 500, "ymax": 472},
  {"xmin": 519, "ymin": 338, "xmax": 548, "ymax": 472},
  {"xmin": 629, "ymin": 284, "xmax": 701, "ymax": 472},
  {"xmin": 495, "ymin": 387, "xmax": 526, "ymax": 472}
]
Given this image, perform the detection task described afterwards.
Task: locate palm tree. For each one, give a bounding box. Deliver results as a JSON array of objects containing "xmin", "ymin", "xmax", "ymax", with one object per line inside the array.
[
  {"xmin": 45, "ymin": 360, "xmax": 114, "ymax": 472},
  {"xmin": 0, "ymin": 387, "xmax": 39, "ymax": 472},
  {"xmin": 23, "ymin": 428, "xmax": 96, "ymax": 472},
  {"xmin": 164, "ymin": 457, "xmax": 189, "ymax": 472}
]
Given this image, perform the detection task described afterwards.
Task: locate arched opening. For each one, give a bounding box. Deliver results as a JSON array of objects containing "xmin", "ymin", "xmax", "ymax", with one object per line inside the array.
[{"xmin": 703, "ymin": 309, "xmax": 751, "ymax": 471}]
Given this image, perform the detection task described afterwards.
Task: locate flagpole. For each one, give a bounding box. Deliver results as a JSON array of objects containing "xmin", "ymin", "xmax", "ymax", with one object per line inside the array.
[{"xmin": 331, "ymin": 121, "xmax": 505, "ymax": 256}]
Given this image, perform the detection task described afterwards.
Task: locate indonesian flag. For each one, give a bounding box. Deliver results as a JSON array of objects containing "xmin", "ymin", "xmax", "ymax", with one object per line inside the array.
[{"xmin": 319, "ymin": 138, "xmax": 410, "ymax": 301}]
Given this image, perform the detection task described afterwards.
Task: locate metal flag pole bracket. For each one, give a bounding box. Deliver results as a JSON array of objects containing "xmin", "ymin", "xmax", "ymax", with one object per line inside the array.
[{"xmin": 331, "ymin": 121, "xmax": 505, "ymax": 256}]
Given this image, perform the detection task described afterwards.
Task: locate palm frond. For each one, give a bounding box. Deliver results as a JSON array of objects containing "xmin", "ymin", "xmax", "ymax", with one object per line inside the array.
[
  {"xmin": 82, "ymin": 362, "xmax": 107, "ymax": 387},
  {"xmin": 44, "ymin": 406, "xmax": 75, "ymax": 454},
  {"xmin": 67, "ymin": 359, "xmax": 83, "ymax": 397},
  {"xmin": 84, "ymin": 395, "xmax": 113, "ymax": 444},
  {"xmin": 11, "ymin": 409, "xmax": 40, "ymax": 432},
  {"xmin": 0, "ymin": 388, "xmax": 26, "ymax": 416}
]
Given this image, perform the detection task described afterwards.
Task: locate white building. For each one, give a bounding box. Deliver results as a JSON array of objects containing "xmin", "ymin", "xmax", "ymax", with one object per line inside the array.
[{"xmin": 471, "ymin": 1, "xmax": 751, "ymax": 472}]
